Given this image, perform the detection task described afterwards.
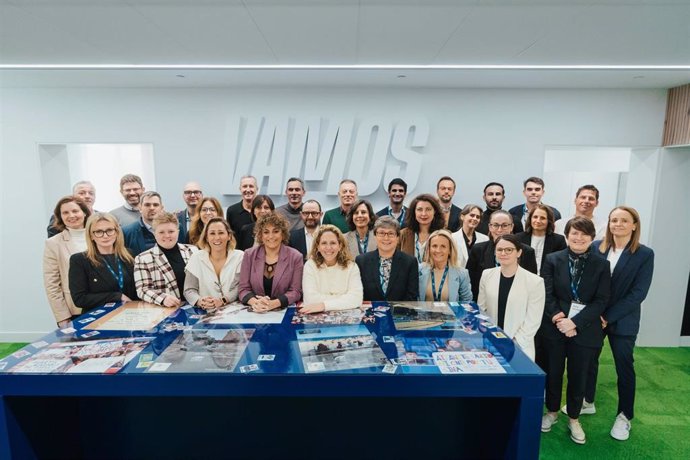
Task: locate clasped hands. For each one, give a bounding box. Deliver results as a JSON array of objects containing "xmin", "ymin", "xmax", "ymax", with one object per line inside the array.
[
  {"xmin": 552, "ymin": 312, "xmax": 577, "ymax": 338},
  {"xmin": 197, "ymin": 296, "xmax": 224, "ymax": 310},
  {"xmin": 248, "ymin": 296, "xmax": 280, "ymax": 313}
]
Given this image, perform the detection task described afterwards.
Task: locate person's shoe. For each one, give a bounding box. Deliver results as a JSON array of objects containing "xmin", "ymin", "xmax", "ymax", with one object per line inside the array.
[
  {"xmin": 541, "ymin": 413, "xmax": 558, "ymax": 432},
  {"xmin": 610, "ymin": 412, "xmax": 631, "ymax": 441},
  {"xmin": 561, "ymin": 400, "xmax": 596, "ymax": 415},
  {"xmin": 568, "ymin": 419, "xmax": 586, "ymax": 444}
]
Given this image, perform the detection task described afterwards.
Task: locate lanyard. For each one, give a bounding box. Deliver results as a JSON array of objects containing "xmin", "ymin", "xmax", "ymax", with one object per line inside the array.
[
  {"xmin": 431, "ymin": 265, "xmax": 449, "ymax": 302},
  {"xmin": 414, "ymin": 233, "xmax": 425, "ymax": 264},
  {"xmin": 356, "ymin": 232, "xmax": 369, "ymax": 255},
  {"xmin": 568, "ymin": 257, "xmax": 585, "ymax": 302},
  {"xmin": 389, "ymin": 207, "xmax": 406, "ymax": 227},
  {"xmin": 102, "ymin": 256, "xmax": 124, "ymax": 291}
]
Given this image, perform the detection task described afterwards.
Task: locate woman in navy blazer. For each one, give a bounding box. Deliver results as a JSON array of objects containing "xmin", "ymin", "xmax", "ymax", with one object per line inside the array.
[
  {"xmin": 579, "ymin": 206, "xmax": 654, "ymax": 441},
  {"xmin": 418, "ymin": 229, "xmax": 472, "ymax": 302},
  {"xmin": 239, "ymin": 213, "xmax": 303, "ymax": 311},
  {"xmin": 540, "ymin": 217, "xmax": 610, "ymax": 445}
]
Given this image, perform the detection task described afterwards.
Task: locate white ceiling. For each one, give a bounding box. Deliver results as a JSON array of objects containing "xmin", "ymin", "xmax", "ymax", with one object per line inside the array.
[{"xmin": 1, "ymin": 0, "xmax": 689, "ymax": 88}]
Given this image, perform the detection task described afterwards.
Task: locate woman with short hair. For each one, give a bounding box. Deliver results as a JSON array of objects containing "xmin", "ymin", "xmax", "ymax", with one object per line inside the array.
[
  {"xmin": 345, "ymin": 199, "xmax": 377, "ymax": 257},
  {"xmin": 418, "ymin": 229, "xmax": 472, "ymax": 303},
  {"xmin": 69, "ymin": 212, "xmax": 138, "ymax": 310},
  {"xmin": 299, "ymin": 225, "xmax": 363, "ymax": 313}
]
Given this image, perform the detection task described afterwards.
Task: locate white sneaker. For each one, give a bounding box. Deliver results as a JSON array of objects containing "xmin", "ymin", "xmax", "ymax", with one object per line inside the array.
[
  {"xmin": 541, "ymin": 413, "xmax": 558, "ymax": 432},
  {"xmin": 561, "ymin": 400, "xmax": 596, "ymax": 415},
  {"xmin": 610, "ymin": 413, "xmax": 631, "ymax": 441},
  {"xmin": 568, "ymin": 419, "xmax": 586, "ymax": 444}
]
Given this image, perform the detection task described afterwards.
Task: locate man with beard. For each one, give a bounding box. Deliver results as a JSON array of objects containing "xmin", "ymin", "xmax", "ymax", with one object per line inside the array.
[
  {"xmin": 436, "ymin": 176, "xmax": 461, "ymax": 232},
  {"xmin": 225, "ymin": 175, "xmax": 258, "ymax": 234},
  {"xmin": 322, "ymin": 179, "xmax": 357, "ymax": 234},
  {"xmin": 509, "ymin": 177, "xmax": 562, "ymax": 229},
  {"xmin": 124, "ymin": 192, "xmax": 185, "ymax": 256},
  {"xmin": 554, "ymin": 184, "xmax": 606, "ymax": 239},
  {"xmin": 275, "ymin": 177, "xmax": 306, "ymax": 232},
  {"xmin": 466, "ymin": 210, "xmax": 537, "ymax": 300},
  {"xmin": 110, "ymin": 174, "xmax": 145, "ymax": 226},
  {"xmin": 476, "ymin": 182, "xmax": 523, "ymax": 235},
  {"xmin": 376, "ymin": 178, "xmax": 408, "ymax": 229},
  {"xmin": 176, "ymin": 181, "xmax": 203, "ymax": 238},
  {"xmin": 288, "ymin": 199, "xmax": 322, "ymax": 261}
]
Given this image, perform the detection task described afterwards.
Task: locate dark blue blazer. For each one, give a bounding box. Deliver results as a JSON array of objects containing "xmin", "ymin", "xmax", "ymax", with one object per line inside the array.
[
  {"xmin": 541, "ymin": 248, "xmax": 611, "ymax": 347},
  {"xmin": 288, "ymin": 228, "xmax": 308, "ymax": 261},
  {"xmin": 592, "ymin": 241, "xmax": 654, "ymax": 336},
  {"xmin": 355, "ymin": 249, "xmax": 419, "ymax": 302}
]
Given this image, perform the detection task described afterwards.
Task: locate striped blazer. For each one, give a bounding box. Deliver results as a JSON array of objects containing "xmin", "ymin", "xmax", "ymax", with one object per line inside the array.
[{"xmin": 134, "ymin": 244, "xmax": 196, "ymax": 305}]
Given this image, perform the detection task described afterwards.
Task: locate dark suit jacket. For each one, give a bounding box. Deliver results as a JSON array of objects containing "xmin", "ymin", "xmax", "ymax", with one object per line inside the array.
[
  {"xmin": 447, "ymin": 204, "xmax": 462, "ymax": 233},
  {"xmin": 592, "ymin": 242, "xmax": 654, "ymax": 336},
  {"xmin": 237, "ymin": 222, "xmax": 256, "ymax": 251},
  {"xmin": 288, "ymin": 228, "xmax": 308, "ymax": 261},
  {"xmin": 477, "ymin": 208, "xmax": 524, "ymax": 235},
  {"xmin": 175, "ymin": 209, "xmax": 191, "ymax": 243},
  {"xmin": 509, "ymin": 203, "xmax": 562, "ymax": 225},
  {"xmin": 68, "ymin": 252, "xmax": 138, "ymax": 311},
  {"xmin": 466, "ymin": 240, "xmax": 538, "ymax": 301},
  {"xmin": 541, "ymin": 248, "xmax": 611, "ymax": 347},
  {"xmin": 238, "ymin": 244, "xmax": 304, "ymax": 307},
  {"xmin": 515, "ymin": 232, "xmax": 567, "ymax": 274},
  {"xmin": 355, "ymin": 249, "xmax": 419, "ymax": 301}
]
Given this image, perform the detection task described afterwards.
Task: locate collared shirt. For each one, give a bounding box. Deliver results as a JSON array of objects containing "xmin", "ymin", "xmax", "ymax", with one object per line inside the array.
[{"xmin": 304, "ymin": 227, "xmax": 316, "ymax": 256}]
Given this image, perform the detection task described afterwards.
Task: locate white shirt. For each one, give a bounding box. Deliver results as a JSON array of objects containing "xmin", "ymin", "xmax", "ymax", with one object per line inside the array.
[
  {"xmin": 304, "ymin": 227, "xmax": 316, "ymax": 257},
  {"xmin": 530, "ymin": 235, "xmax": 546, "ymax": 275},
  {"xmin": 302, "ymin": 260, "xmax": 363, "ymax": 311},
  {"xmin": 67, "ymin": 228, "xmax": 87, "ymax": 253},
  {"xmin": 607, "ymin": 247, "xmax": 623, "ymax": 274},
  {"xmin": 183, "ymin": 249, "xmax": 244, "ymax": 306}
]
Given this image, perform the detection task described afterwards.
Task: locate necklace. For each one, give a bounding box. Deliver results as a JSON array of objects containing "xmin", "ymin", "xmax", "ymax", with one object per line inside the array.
[{"xmin": 265, "ymin": 261, "xmax": 278, "ymax": 273}]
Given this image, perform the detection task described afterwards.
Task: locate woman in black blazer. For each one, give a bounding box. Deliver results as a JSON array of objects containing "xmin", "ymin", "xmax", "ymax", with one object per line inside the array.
[
  {"xmin": 69, "ymin": 213, "xmax": 138, "ymax": 311},
  {"xmin": 577, "ymin": 206, "xmax": 654, "ymax": 441},
  {"xmin": 515, "ymin": 204, "xmax": 567, "ymax": 275},
  {"xmin": 540, "ymin": 217, "xmax": 610, "ymax": 445}
]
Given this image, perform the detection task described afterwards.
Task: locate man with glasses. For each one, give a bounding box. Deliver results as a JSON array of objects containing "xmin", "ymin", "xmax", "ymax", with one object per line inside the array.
[
  {"xmin": 466, "ymin": 210, "xmax": 537, "ymax": 300},
  {"xmin": 476, "ymin": 182, "xmax": 524, "ymax": 235},
  {"xmin": 355, "ymin": 216, "xmax": 418, "ymax": 301},
  {"xmin": 288, "ymin": 200, "xmax": 322, "ymax": 261},
  {"xmin": 177, "ymin": 182, "xmax": 203, "ymax": 240},
  {"xmin": 110, "ymin": 174, "xmax": 145, "ymax": 227},
  {"xmin": 276, "ymin": 177, "xmax": 306, "ymax": 232},
  {"xmin": 123, "ymin": 192, "xmax": 185, "ymax": 256},
  {"xmin": 376, "ymin": 178, "xmax": 408, "ymax": 229}
]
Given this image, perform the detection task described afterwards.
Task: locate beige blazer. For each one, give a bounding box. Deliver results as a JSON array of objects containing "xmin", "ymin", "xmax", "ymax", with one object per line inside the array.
[
  {"xmin": 477, "ymin": 266, "xmax": 545, "ymax": 360},
  {"xmin": 452, "ymin": 230, "xmax": 489, "ymax": 268},
  {"xmin": 43, "ymin": 230, "xmax": 85, "ymax": 322},
  {"xmin": 345, "ymin": 230, "xmax": 377, "ymax": 259}
]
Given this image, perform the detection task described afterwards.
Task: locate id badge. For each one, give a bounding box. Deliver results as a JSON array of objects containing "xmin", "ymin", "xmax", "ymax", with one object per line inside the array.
[{"xmin": 569, "ymin": 302, "xmax": 585, "ymax": 319}]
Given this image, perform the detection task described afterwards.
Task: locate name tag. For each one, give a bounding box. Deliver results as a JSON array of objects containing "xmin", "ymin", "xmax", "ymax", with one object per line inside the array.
[{"xmin": 569, "ymin": 302, "xmax": 585, "ymax": 319}]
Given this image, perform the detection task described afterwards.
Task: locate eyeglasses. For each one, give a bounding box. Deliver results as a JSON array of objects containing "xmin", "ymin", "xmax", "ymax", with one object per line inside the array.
[
  {"xmin": 200, "ymin": 207, "xmax": 217, "ymax": 213},
  {"xmin": 495, "ymin": 247, "xmax": 516, "ymax": 254},
  {"xmin": 301, "ymin": 211, "xmax": 321, "ymax": 217},
  {"xmin": 489, "ymin": 223, "xmax": 512, "ymax": 230},
  {"xmin": 183, "ymin": 190, "xmax": 202, "ymax": 196},
  {"xmin": 92, "ymin": 228, "xmax": 116, "ymax": 238},
  {"xmin": 375, "ymin": 231, "xmax": 397, "ymax": 239}
]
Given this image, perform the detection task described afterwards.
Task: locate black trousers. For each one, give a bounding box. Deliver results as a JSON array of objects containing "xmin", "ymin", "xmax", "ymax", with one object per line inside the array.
[
  {"xmin": 585, "ymin": 333, "xmax": 637, "ymax": 420},
  {"xmin": 543, "ymin": 336, "xmax": 600, "ymax": 419}
]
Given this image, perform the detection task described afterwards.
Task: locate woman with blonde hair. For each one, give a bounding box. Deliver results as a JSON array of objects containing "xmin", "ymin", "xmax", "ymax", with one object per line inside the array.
[
  {"xmin": 184, "ymin": 217, "xmax": 244, "ymax": 310},
  {"xmin": 44, "ymin": 196, "xmax": 92, "ymax": 327},
  {"xmin": 188, "ymin": 197, "xmax": 223, "ymax": 246},
  {"xmin": 418, "ymin": 229, "xmax": 472, "ymax": 302},
  {"xmin": 300, "ymin": 225, "xmax": 363, "ymax": 313},
  {"xmin": 69, "ymin": 212, "xmax": 138, "ymax": 310}
]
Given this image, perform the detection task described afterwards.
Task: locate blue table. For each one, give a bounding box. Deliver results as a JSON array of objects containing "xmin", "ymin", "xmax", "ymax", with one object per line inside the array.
[{"xmin": 0, "ymin": 301, "xmax": 544, "ymax": 459}]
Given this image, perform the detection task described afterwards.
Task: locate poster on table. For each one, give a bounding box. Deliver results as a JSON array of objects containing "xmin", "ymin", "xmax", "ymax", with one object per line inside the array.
[
  {"xmin": 297, "ymin": 325, "xmax": 389, "ymax": 373},
  {"xmin": 85, "ymin": 302, "xmax": 174, "ymax": 331},
  {"xmin": 196, "ymin": 303, "xmax": 288, "ymax": 325},
  {"xmin": 146, "ymin": 328, "xmax": 254, "ymax": 373},
  {"xmin": 8, "ymin": 337, "xmax": 152, "ymax": 374},
  {"xmin": 291, "ymin": 307, "xmax": 365, "ymax": 326},
  {"xmin": 433, "ymin": 351, "xmax": 506, "ymax": 374},
  {"xmin": 390, "ymin": 302, "xmax": 468, "ymax": 331}
]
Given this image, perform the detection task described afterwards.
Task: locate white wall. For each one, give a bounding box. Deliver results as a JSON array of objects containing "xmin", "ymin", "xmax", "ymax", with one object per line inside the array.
[{"xmin": 0, "ymin": 87, "xmax": 676, "ymax": 343}]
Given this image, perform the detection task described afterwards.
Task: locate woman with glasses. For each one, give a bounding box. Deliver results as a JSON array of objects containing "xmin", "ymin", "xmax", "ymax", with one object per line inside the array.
[
  {"xmin": 69, "ymin": 212, "xmax": 138, "ymax": 311},
  {"xmin": 134, "ymin": 212, "xmax": 197, "ymax": 308},
  {"xmin": 477, "ymin": 234, "xmax": 545, "ymax": 360},
  {"xmin": 540, "ymin": 217, "xmax": 611, "ymax": 445},
  {"xmin": 239, "ymin": 213, "xmax": 304, "ymax": 312},
  {"xmin": 356, "ymin": 216, "xmax": 419, "ymax": 301},
  {"xmin": 184, "ymin": 217, "xmax": 244, "ymax": 310},
  {"xmin": 299, "ymin": 225, "xmax": 363, "ymax": 313},
  {"xmin": 237, "ymin": 195, "xmax": 275, "ymax": 250},
  {"xmin": 516, "ymin": 204, "xmax": 567, "ymax": 275},
  {"xmin": 418, "ymin": 229, "xmax": 472, "ymax": 302},
  {"xmin": 44, "ymin": 196, "xmax": 92, "ymax": 327},
  {"xmin": 399, "ymin": 194, "xmax": 446, "ymax": 264},
  {"xmin": 188, "ymin": 197, "xmax": 224, "ymax": 246},
  {"xmin": 345, "ymin": 199, "xmax": 377, "ymax": 257},
  {"xmin": 452, "ymin": 204, "xmax": 489, "ymax": 267}
]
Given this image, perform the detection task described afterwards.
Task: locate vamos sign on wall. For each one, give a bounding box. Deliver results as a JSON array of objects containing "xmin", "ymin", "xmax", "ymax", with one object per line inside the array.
[{"xmin": 222, "ymin": 117, "xmax": 429, "ymax": 196}]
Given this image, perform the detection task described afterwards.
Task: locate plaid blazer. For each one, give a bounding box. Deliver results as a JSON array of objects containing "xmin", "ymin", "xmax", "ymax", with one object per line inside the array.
[{"xmin": 134, "ymin": 244, "xmax": 196, "ymax": 305}]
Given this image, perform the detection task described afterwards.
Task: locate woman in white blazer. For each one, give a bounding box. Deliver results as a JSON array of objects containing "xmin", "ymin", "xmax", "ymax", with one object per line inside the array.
[
  {"xmin": 43, "ymin": 196, "xmax": 92, "ymax": 327},
  {"xmin": 184, "ymin": 217, "xmax": 244, "ymax": 310},
  {"xmin": 452, "ymin": 204, "xmax": 489, "ymax": 268},
  {"xmin": 478, "ymin": 234, "xmax": 545, "ymax": 360}
]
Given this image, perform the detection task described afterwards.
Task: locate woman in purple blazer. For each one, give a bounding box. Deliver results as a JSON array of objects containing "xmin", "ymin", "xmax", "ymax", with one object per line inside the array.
[{"xmin": 239, "ymin": 213, "xmax": 304, "ymax": 312}]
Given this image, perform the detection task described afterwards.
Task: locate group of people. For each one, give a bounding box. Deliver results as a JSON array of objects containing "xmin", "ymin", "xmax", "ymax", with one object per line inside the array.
[{"xmin": 42, "ymin": 173, "xmax": 654, "ymax": 446}]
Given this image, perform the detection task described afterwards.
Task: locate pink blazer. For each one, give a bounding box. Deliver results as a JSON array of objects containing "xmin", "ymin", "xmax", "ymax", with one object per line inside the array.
[{"xmin": 239, "ymin": 244, "xmax": 304, "ymax": 307}]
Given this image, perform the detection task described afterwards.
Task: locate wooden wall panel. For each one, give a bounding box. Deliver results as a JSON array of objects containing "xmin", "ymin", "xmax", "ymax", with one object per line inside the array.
[{"xmin": 663, "ymin": 84, "xmax": 690, "ymax": 146}]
